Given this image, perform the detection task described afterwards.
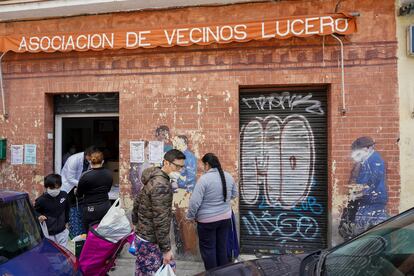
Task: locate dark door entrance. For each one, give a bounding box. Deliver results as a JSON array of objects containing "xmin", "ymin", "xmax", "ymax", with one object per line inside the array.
[{"xmin": 54, "ymin": 93, "xmax": 119, "ymax": 185}]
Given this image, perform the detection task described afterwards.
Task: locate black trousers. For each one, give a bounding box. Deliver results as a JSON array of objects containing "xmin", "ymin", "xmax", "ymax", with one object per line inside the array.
[
  {"xmin": 82, "ymin": 201, "xmax": 111, "ymax": 231},
  {"xmin": 197, "ymin": 218, "xmax": 231, "ymax": 271}
]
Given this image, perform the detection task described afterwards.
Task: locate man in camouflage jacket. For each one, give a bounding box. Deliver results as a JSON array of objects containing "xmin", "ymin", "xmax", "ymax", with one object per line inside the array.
[{"xmin": 132, "ymin": 149, "xmax": 186, "ymax": 274}]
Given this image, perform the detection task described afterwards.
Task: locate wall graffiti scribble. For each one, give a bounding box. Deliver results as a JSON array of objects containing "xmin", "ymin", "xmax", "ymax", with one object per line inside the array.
[
  {"xmin": 240, "ymin": 90, "xmax": 327, "ymax": 254},
  {"xmin": 242, "ymin": 210, "xmax": 319, "ymax": 242},
  {"xmin": 240, "ymin": 114, "xmax": 315, "ymax": 208},
  {"xmin": 241, "ymin": 92, "xmax": 324, "ymax": 115}
]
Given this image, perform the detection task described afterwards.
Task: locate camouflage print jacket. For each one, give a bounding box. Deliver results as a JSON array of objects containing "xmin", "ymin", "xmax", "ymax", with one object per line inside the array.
[{"xmin": 132, "ymin": 167, "xmax": 172, "ymax": 252}]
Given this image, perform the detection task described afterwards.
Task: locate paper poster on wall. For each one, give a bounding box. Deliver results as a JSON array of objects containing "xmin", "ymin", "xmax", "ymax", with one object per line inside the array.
[
  {"xmin": 24, "ymin": 144, "xmax": 37, "ymax": 165},
  {"xmin": 11, "ymin": 145, "xmax": 23, "ymax": 165},
  {"xmin": 149, "ymin": 141, "xmax": 164, "ymax": 164},
  {"xmin": 130, "ymin": 141, "xmax": 145, "ymax": 163}
]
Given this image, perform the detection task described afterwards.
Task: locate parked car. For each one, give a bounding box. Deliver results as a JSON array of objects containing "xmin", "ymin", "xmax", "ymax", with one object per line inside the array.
[
  {"xmin": 198, "ymin": 207, "xmax": 414, "ymax": 275},
  {"xmin": 0, "ymin": 190, "xmax": 82, "ymax": 275}
]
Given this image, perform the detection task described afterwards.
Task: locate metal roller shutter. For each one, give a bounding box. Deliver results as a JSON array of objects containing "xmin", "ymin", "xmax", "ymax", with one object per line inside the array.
[
  {"xmin": 239, "ymin": 87, "xmax": 328, "ymax": 255},
  {"xmin": 54, "ymin": 93, "xmax": 119, "ymax": 114}
]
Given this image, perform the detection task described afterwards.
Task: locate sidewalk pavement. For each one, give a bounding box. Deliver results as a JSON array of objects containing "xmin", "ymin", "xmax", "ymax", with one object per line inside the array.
[
  {"xmin": 109, "ymin": 254, "xmax": 205, "ymax": 276},
  {"xmin": 109, "ymin": 255, "xmax": 206, "ymax": 276},
  {"xmin": 108, "ymin": 246, "xmax": 258, "ymax": 276}
]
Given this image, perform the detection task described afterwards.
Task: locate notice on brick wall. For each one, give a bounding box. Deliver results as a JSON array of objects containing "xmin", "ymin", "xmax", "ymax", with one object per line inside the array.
[
  {"xmin": 148, "ymin": 141, "xmax": 164, "ymax": 164},
  {"xmin": 11, "ymin": 145, "xmax": 23, "ymax": 165},
  {"xmin": 130, "ymin": 141, "xmax": 145, "ymax": 163},
  {"xmin": 24, "ymin": 144, "xmax": 37, "ymax": 165}
]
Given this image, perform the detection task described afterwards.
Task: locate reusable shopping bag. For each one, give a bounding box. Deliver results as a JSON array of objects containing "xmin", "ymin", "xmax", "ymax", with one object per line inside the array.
[
  {"xmin": 79, "ymin": 226, "xmax": 134, "ymax": 276},
  {"xmin": 39, "ymin": 221, "xmax": 50, "ymax": 239},
  {"xmin": 96, "ymin": 198, "xmax": 131, "ymax": 242},
  {"xmin": 154, "ymin": 264, "xmax": 176, "ymax": 276}
]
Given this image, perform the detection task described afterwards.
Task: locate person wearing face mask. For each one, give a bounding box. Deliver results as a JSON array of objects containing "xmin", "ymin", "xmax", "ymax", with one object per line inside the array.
[
  {"xmin": 339, "ymin": 136, "xmax": 388, "ymax": 240},
  {"xmin": 34, "ymin": 174, "xmax": 70, "ymax": 248},
  {"xmin": 131, "ymin": 149, "xmax": 186, "ymax": 276},
  {"xmin": 76, "ymin": 149, "xmax": 113, "ymax": 231},
  {"xmin": 61, "ymin": 145, "xmax": 98, "ymax": 237},
  {"xmin": 186, "ymin": 153, "xmax": 238, "ymax": 271}
]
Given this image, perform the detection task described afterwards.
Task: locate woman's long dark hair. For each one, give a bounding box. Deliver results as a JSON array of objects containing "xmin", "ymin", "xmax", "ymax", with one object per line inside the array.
[{"xmin": 202, "ymin": 153, "xmax": 227, "ymax": 202}]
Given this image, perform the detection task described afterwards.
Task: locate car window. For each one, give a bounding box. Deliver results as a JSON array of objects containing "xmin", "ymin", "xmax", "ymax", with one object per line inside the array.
[
  {"xmin": 0, "ymin": 198, "xmax": 42, "ymax": 264},
  {"xmin": 324, "ymin": 210, "xmax": 414, "ymax": 276}
]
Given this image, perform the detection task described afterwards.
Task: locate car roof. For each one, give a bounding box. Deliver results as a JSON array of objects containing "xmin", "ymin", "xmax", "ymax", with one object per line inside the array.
[{"xmin": 0, "ymin": 189, "xmax": 28, "ymax": 204}]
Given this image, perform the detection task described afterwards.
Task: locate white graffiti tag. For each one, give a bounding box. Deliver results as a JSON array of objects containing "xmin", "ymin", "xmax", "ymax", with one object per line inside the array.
[
  {"xmin": 240, "ymin": 114, "xmax": 315, "ymax": 208},
  {"xmin": 242, "ymin": 211, "xmax": 319, "ymax": 241},
  {"xmin": 242, "ymin": 92, "xmax": 324, "ymax": 115}
]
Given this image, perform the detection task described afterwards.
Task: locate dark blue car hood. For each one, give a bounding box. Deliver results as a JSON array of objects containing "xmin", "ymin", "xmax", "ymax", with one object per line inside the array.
[
  {"xmin": 0, "ymin": 239, "xmax": 79, "ymax": 276},
  {"xmin": 201, "ymin": 254, "xmax": 310, "ymax": 276}
]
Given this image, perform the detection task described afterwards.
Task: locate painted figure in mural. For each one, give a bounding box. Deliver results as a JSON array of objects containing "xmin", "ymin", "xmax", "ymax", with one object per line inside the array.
[
  {"xmin": 172, "ymin": 135, "xmax": 197, "ymax": 192},
  {"xmin": 76, "ymin": 149, "xmax": 113, "ymax": 231},
  {"xmin": 187, "ymin": 153, "xmax": 238, "ymax": 271},
  {"xmin": 338, "ymin": 136, "xmax": 388, "ymax": 241},
  {"xmin": 129, "ymin": 141, "xmax": 152, "ymax": 196},
  {"xmin": 131, "ymin": 149, "xmax": 186, "ymax": 275},
  {"xmin": 155, "ymin": 125, "xmax": 173, "ymax": 152},
  {"xmin": 61, "ymin": 145, "xmax": 98, "ymax": 237}
]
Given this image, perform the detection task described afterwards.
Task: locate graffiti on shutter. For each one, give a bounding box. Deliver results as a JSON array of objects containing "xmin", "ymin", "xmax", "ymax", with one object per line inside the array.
[{"xmin": 239, "ymin": 88, "xmax": 327, "ymax": 254}]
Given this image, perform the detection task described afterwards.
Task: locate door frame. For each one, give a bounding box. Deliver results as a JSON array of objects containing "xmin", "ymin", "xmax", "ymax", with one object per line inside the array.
[{"xmin": 54, "ymin": 113, "xmax": 119, "ymax": 173}]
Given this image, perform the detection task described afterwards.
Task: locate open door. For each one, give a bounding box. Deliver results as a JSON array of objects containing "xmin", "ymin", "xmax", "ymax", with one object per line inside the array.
[{"xmin": 54, "ymin": 114, "xmax": 119, "ymax": 187}]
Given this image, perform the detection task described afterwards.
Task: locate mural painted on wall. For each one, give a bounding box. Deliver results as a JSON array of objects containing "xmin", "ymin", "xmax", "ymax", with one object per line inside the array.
[
  {"xmin": 172, "ymin": 135, "xmax": 197, "ymax": 192},
  {"xmin": 338, "ymin": 136, "xmax": 389, "ymax": 241},
  {"xmin": 239, "ymin": 91, "xmax": 327, "ymax": 254},
  {"xmin": 128, "ymin": 125, "xmax": 198, "ymax": 257}
]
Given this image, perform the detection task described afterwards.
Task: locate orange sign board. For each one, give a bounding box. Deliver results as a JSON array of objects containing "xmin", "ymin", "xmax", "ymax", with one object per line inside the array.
[{"xmin": 0, "ymin": 13, "xmax": 356, "ymax": 53}]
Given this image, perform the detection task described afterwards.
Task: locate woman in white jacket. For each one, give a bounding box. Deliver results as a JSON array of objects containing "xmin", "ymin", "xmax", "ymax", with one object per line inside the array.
[{"xmin": 60, "ymin": 145, "xmax": 97, "ymax": 236}]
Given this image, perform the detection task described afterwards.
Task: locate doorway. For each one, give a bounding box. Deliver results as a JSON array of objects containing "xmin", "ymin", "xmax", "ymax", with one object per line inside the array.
[{"xmin": 54, "ymin": 113, "xmax": 119, "ymax": 184}]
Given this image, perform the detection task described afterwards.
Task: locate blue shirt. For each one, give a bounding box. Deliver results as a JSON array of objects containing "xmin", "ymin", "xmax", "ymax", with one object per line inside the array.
[
  {"xmin": 357, "ymin": 151, "xmax": 388, "ymax": 205},
  {"xmin": 177, "ymin": 149, "xmax": 197, "ymax": 191}
]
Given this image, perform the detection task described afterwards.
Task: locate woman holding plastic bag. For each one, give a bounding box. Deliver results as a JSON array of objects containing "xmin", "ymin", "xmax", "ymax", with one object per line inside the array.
[{"xmin": 76, "ymin": 149, "xmax": 112, "ymax": 231}]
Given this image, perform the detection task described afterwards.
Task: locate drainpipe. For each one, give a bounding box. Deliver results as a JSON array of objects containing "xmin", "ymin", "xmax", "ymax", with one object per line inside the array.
[
  {"xmin": 330, "ymin": 34, "xmax": 346, "ymax": 116},
  {"xmin": 0, "ymin": 51, "xmax": 8, "ymax": 119}
]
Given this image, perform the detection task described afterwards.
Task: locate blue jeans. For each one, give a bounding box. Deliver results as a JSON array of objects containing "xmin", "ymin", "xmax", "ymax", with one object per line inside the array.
[{"xmin": 197, "ymin": 219, "xmax": 231, "ymax": 271}]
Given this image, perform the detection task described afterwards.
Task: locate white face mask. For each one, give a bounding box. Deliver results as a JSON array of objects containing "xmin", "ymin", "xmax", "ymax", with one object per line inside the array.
[
  {"xmin": 47, "ymin": 188, "xmax": 61, "ymax": 197},
  {"xmin": 351, "ymin": 148, "xmax": 371, "ymax": 163},
  {"xmin": 168, "ymin": 171, "xmax": 181, "ymax": 181}
]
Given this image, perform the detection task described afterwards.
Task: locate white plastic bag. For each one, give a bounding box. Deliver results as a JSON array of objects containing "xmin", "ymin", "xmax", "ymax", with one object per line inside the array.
[
  {"xmin": 154, "ymin": 264, "xmax": 176, "ymax": 276},
  {"xmin": 96, "ymin": 198, "xmax": 131, "ymax": 242},
  {"xmin": 40, "ymin": 221, "xmax": 50, "ymax": 239}
]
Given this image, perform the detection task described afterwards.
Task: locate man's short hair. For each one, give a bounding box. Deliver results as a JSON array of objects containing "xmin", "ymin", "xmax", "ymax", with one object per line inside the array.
[
  {"xmin": 44, "ymin": 174, "xmax": 62, "ymax": 189},
  {"xmin": 164, "ymin": 149, "xmax": 186, "ymax": 162},
  {"xmin": 84, "ymin": 145, "xmax": 99, "ymax": 156}
]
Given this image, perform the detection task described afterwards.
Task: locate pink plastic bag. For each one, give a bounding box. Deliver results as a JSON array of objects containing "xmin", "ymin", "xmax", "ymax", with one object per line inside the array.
[{"xmin": 79, "ymin": 225, "xmax": 134, "ymax": 276}]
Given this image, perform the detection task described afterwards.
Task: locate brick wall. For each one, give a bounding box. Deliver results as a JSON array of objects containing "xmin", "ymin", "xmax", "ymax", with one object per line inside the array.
[{"xmin": 0, "ymin": 0, "xmax": 399, "ymax": 248}]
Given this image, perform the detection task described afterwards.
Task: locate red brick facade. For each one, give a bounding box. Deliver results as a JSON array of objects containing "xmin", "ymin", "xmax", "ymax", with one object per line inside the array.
[{"xmin": 0, "ymin": 0, "xmax": 399, "ymax": 250}]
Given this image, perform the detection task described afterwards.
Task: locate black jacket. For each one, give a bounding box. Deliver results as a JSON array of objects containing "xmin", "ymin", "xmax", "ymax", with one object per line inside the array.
[
  {"xmin": 34, "ymin": 191, "xmax": 69, "ymax": 235},
  {"xmin": 76, "ymin": 167, "xmax": 113, "ymax": 205}
]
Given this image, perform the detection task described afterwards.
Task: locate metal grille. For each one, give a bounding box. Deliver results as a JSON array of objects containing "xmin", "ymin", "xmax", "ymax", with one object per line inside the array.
[
  {"xmin": 54, "ymin": 93, "xmax": 119, "ymax": 114},
  {"xmin": 239, "ymin": 87, "xmax": 328, "ymax": 254}
]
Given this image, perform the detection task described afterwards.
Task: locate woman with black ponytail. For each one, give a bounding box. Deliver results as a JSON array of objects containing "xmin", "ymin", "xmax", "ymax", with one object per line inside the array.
[{"xmin": 187, "ymin": 153, "xmax": 238, "ymax": 270}]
